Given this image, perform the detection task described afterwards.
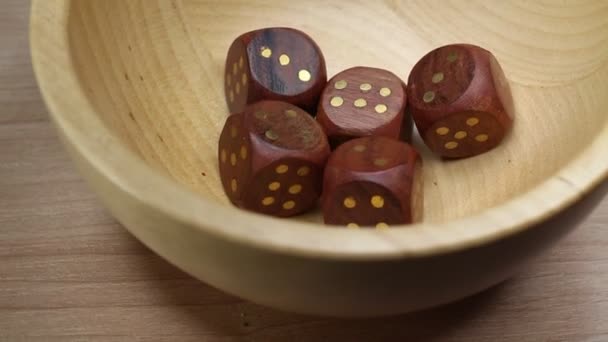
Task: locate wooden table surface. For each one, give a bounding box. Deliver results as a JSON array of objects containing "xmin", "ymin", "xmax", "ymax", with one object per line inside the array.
[{"xmin": 2, "ymin": 1, "xmax": 608, "ymax": 341}]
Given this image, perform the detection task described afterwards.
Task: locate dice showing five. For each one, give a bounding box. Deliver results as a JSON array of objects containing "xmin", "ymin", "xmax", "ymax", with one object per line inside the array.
[
  {"xmin": 218, "ymin": 101, "xmax": 330, "ymax": 217},
  {"xmin": 316, "ymin": 67, "xmax": 411, "ymax": 147},
  {"xmin": 407, "ymin": 44, "xmax": 514, "ymax": 158},
  {"xmin": 322, "ymin": 137, "xmax": 423, "ymax": 227},
  {"xmin": 224, "ymin": 27, "xmax": 327, "ymax": 114}
]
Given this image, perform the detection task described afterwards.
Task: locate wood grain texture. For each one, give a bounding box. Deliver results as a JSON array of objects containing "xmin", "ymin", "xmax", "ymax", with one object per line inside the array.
[
  {"xmin": 3, "ymin": 1, "xmax": 608, "ymax": 337},
  {"xmin": 316, "ymin": 66, "xmax": 410, "ymax": 147},
  {"xmin": 1, "ymin": 115, "xmax": 608, "ymax": 338},
  {"xmin": 218, "ymin": 101, "xmax": 329, "ymax": 217},
  {"xmin": 321, "ymin": 137, "xmax": 421, "ymax": 226},
  {"xmin": 27, "ymin": 0, "xmax": 608, "ymax": 316},
  {"xmin": 54, "ymin": 0, "xmax": 608, "ymax": 226},
  {"xmin": 407, "ymin": 44, "xmax": 513, "ymax": 158},
  {"xmin": 225, "ymin": 27, "xmax": 327, "ymax": 114}
]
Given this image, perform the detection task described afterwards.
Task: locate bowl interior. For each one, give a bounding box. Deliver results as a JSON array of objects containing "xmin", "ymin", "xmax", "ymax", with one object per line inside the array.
[{"xmin": 66, "ymin": 0, "xmax": 608, "ymax": 225}]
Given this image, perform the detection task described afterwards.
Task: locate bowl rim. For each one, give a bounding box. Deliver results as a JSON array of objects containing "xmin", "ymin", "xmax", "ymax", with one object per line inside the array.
[{"xmin": 30, "ymin": 0, "xmax": 608, "ymax": 260}]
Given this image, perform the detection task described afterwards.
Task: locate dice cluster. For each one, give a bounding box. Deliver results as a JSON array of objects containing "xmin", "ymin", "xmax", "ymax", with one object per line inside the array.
[{"xmin": 219, "ymin": 27, "xmax": 514, "ymax": 228}]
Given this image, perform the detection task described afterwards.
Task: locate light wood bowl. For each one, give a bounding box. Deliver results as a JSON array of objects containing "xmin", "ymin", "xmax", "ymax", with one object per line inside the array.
[{"xmin": 31, "ymin": 0, "xmax": 608, "ymax": 316}]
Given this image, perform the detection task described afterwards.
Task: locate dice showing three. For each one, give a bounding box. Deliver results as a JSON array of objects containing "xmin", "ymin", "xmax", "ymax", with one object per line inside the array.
[
  {"xmin": 322, "ymin": 137, "xmax": 423, "ymax": 228},
  {"xmin": 225, "ymin": 27, "xmax": 327, "ymax": 114},
  {"xmin": 316, "ymin": 67, "xmax": 411, "ymax": 147},
  {"xmin": 407, "ymin": 44, "xmax": 514, "ymax": 158},
  {"xmin": 218, "ymin": 101, "xmax": 330, "ymax": 217}
]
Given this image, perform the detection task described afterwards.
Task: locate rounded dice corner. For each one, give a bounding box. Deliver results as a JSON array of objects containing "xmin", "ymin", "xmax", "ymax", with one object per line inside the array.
[
  {"xmin": 225, "ymin": 27, "xmax": 328, "ymax": 115},
  {"xmin": 407, "ymin": 43, "xmax": 514, "ymax": 159}
]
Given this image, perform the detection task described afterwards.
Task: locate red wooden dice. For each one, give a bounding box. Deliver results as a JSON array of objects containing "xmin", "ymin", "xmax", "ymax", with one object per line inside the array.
[
  {"xmin": 224, "ymin": 27, "xmax": 327, "ymax": 114},
  {"xmin": 407, "ymin": 44, "xmax": 514, "ymax": 158},
  {"xmin": 218, "ymin": 100, "xmax": 330, "ymax": 217},
  {"xmin": 322, "ymin": 137, "xmax": 423, "ymax": 228},
  {"xmin": 316, "ymin": 67, "xmax": 411, "ymax": 147}
]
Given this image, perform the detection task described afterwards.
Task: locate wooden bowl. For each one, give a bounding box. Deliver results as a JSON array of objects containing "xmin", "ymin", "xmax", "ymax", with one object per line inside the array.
[{"xmin": 31, "ymin": 0, "xmax": 608, "ymax": 316}]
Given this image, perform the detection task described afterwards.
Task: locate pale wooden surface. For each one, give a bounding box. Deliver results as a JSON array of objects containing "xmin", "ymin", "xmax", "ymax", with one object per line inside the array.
[
  {"xmin": 4, "ymin": 0, "xmax": 608, "ymax": 340},
  {"xmin": 62, "ymin": 0, "xmax": 608, "ymax": 227}
]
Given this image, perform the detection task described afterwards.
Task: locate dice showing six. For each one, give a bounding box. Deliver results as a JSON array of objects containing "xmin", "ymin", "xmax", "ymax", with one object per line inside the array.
[
  {"xmin": 407, "ymin": 44, "xmax": 514, "ymax": 158},
  {"xmin": 218, "ymin": 101, "xmax": 330, "ymax": 217},
  {"xmin": 316, "ymin": 67, "xmax": 411, "ymax": 147},
  {"xmin": 224, "ymin": 27, "xmax": 327, "ymax": 114},
  {"xmin": 321, "ymin": 137, "xmax": 423, "ymax": 228}
]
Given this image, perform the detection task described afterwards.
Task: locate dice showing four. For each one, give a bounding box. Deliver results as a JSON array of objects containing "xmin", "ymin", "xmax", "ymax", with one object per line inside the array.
[
  {"xmin": 219, "ymin": 30, "xmax": 514, "ymax": 226},
  {"xmin": 316, "ymin": 67, "xmax": 411, "ymax": 147},
  {"xmin": 224, "ymin": 27, "xmax": 327, "ymax": 114},
  {"xmin": 321, "ymin": 137, "xmax": 423, "ymax": 228},
  {"xmin": 218, "ymin": 101, "xmax": 330, "ymax": 217},
  {"xmin": 407, "ymin": 44, "xmax": 514, "ymax": 158}
]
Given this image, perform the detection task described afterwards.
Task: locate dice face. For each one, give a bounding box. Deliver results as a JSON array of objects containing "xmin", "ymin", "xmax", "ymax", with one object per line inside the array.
[
  {"xmin": 316, "ymin": 67, "xmax": 411, "ymax": 147},
  {"xmin": 326, "ymin": 181, "xmax": 405, "ymax": 228},
  {"xmin": 425, "ymin": 111, "xmax": 503, "ymax": 156},
  {"xmin": 225, "ymin": 28, "xmax": 327, "ymax": 114},
  {"xmin": 407, "ymin": 44, "xmax": 514, "ymax": 158},
  {"xmin": 218, "ymin": 100, "xmax": 330, "ymax": 217},
  {"xmin": 408, "ymin": 46, "xmax": 475, "ymax": 109},
  {"xmin": 218, "ymin": 114, "xmax": 252, "ymax": 206},
  {"xmin": 322, "ymin": 136, "xmax": 423, "ymax": 228},
  {"xmin": 224, "ymin": 44, "xmax": 250, "ymax": 114},
  {"xmin": 247, "ymin": 104, "xmax": 324, "ymax": 152},
  {"xmin": 241, "ymin": 159, "xmax": 323, "ymax": 217}
]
